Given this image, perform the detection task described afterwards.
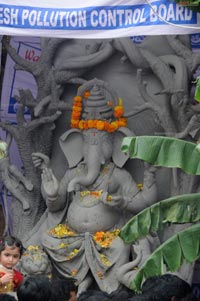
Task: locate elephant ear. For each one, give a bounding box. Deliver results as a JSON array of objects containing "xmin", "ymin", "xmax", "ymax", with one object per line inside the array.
[
  {"xmin": 59, "ymin": 129, "xmax": 84, "ymax": 168},
  {"xmin": 112, "ymin": 127, "xmax": 134, "ymax": 168}
]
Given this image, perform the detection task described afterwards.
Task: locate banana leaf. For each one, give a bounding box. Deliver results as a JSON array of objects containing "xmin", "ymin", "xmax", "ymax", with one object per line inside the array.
[
  {"xmin": 121, "ymin": 136, "xmax": 200, "ymax": 175},
  {"xmin": 130, "ymin": 223, "xmax": 200, "ymax": 292},
  {"xmin": 120, "ymin": 193, "xmax": 200, "ymax": 243}
]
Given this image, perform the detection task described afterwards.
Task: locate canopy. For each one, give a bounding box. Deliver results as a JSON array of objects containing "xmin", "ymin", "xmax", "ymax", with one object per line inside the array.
[{"xmin": 0, "ymin": 0, "xmax": 200, "ymax": 39}]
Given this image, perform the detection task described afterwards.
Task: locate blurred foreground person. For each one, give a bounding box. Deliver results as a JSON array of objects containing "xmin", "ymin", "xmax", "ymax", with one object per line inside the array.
[
  {"xmin": 50, "ymin": 278, "xmax": 77, "ymax": 301},
  {"xmin": 128, "ymin": 274, "xmax": 192, "ymax": 301},
  {"xmin": 0, "ymin": 294, "xmax": 17, "ymax": 301},
  {"xmin": 17, "ymin": 275, "xmax": 51, "ymax": 301}
]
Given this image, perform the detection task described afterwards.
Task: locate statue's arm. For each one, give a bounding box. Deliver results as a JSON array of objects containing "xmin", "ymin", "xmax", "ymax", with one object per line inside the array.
[
  {"xmin": 114, "ymin": 167, "xmax": 157, "ymax": 213},
  {"xmin": 139, "ymin": 163, "xmax": 158, "ymax": 211},
  {"xmin": 101, "ymin": 168, "xmax": 139, "ymax": 210},
  {"xmin": 41, "ymin": 168, "xmax": 71, "ymax": 212}
]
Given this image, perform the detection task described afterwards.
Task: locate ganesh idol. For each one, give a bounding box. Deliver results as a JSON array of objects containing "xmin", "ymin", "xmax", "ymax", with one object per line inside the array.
[{"xmin": 24, "ymin": 79, "xmax": 157, "ymax": 295}]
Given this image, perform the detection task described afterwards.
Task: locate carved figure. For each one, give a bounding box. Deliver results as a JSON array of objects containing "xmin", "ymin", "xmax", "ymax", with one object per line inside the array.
[
  {"xmin": 0, "ymin": 135, "xmax": 33, "ymax": 235},
  {"xmin": 24, "ymin": 79, "xmax": 157, "ymax": 294},
  {"xmin": 19, "ymin": 246, "xmax": 52, "ymax": 278},
  {"xmin": 1, "ymin": 35, "xmax": 200, "ymax": 295}
]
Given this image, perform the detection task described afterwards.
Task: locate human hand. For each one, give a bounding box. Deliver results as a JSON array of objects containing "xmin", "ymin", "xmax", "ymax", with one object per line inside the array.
[
  {"xmin": 0, "ymin": 272, "xmax": 13, "ymax": 285},
  {"xmin": 41, "ymin": 168, "xmax": 59, "ymax": 198}
]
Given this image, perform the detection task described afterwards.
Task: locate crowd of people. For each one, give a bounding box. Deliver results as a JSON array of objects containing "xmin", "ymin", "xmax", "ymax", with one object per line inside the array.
[{"xmin": 0, "ymin": 236, "xmax": 197, "ymax": 301}]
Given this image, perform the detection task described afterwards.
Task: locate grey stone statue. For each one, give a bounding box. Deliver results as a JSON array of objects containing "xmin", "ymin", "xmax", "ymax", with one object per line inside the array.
[
  {"xmin": 24, "ymin": 79, "xmax": 157, "ymax": 294},
  {"xmin": 1, "ymin": 35, "xmax": 200, "ymax": 294},
  {"xmin": 19, "ymin": 245, "xmax": 52, "ymax": 278}
]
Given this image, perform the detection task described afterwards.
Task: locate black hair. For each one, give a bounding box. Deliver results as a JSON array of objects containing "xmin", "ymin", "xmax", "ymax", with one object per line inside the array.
[
  {"xmin": 17, "ymin": 275, "xmax": 52, "ymax": 301},
  {"xmin": 0, "ymin": 294, "xmax": 17, "ymax": 301},
  {"xmin": 110, "ymin": 288, "xmax": 135, "ymax": 301},
  {"xmin": 141, "ymin": 274, "xmax": 192, "ymax": 301},
  {"xmin": 77, "ymin": 290, "xmax": 110, "ymax": 301},
  {"xmin": 128, "ymin": 295, "xmax": 152, "ymax": 301},
  {"xmin": 50, "ymin": 278, "xmax": 77, "ymax": 301},
  {"xmin": 0, "ymin": 236, "xmax": 24, "ymax": 257}
]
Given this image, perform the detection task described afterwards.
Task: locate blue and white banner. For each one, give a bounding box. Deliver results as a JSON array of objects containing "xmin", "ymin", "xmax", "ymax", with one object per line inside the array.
[{"xmin": 0, "ymin": 0, "xmax": 200, "ymax": 38}]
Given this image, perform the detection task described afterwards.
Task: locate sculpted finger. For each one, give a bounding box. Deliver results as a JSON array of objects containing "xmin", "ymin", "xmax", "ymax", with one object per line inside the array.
[
  {"xmin": 44, "ymin": 168, "xmax": 54, "ymax": 182},
  {"xmin": 32, "ymin": 158, "xmax": 42, "ymax": 166}
]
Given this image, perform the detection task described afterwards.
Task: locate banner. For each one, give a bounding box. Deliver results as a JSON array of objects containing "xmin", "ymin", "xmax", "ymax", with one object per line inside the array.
[{"xmin": 0, "ymin": 0, "xmax": 200, "ymax": 38}]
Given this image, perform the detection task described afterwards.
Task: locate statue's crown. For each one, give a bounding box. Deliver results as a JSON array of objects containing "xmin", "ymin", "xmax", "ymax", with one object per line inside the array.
[{"xmin": 71, "ymin": 79, "xmax": 127, "ymax": 132}]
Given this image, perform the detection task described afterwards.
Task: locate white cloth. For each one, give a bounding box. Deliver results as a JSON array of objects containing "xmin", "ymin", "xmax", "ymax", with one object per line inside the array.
[{"xmin": 0, "ymin": 0, "xmax": 200, "ymax": 38}]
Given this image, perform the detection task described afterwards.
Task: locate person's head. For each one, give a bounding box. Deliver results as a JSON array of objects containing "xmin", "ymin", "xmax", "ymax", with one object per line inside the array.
[
  {"xmin": 128, "ymin": 295, "xmax": 152, "ymax": 301},
  {"xmin": 77, "ymin": 290, "xmax": 110, "ymax": 301},
  {"xmin": 51, "ymin": 278, "xmax": 77, "ymax": 301},
  {"xmin": 110, "ymin": 288, "xmax": 135, "ymax": 301},
  {"xmin": 17, "ymin": 275, "xmax": 52, "ymax": 301},
  {"xmin": 141, "ymin": 274, "xmax": 192, "ymax": 301},
  {"xmin": 0, "ymin": 236, "xmax": 24, "ymax": 269},
  {"xmin": 0, "ymin": 294, "xmax": 17, "ymax": 301}
]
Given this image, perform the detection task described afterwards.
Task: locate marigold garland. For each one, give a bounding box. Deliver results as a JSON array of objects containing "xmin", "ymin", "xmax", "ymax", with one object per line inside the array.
[
  {"xmin": 23, "ymin": 245, "xmax": 42, "ymax": 257},
  {"xmin": 80, "ymin": 190, "xmax": 103, "ymax": 198},
  {"xmin": 66, "ymin": 248, "xmax": 79, "ymax": 260},
  {"xmin": 26, "ymin": 245, "xmax": 40, "ymax": 252},
  {"xmin": 71, "ymin": 269, "xmax": 78, "ymax": 277},
  {"xmin": 49, "ymin": 224, "xmax": 76, "ymax": 238},
  {"xmin": 97, "ymin": 271, "xmax": 104, "ymax": 279},
  {"xmin": 70, "ymin": 93, "xmax": 127, "ymax": 132},
  {"xmin": 137, "ymin": 183, "xmax": 143, "ymax": 190},
  {"xmin": 93, "ymin": 229, "xmax": 120, "ymax": 248},
  {"xmin": 100, "ymin": 254, "xmax": 111, "ymax": 266},
  {"xmin": 58, "ymin": 242, "xmax": 68, "ymax": 249}
]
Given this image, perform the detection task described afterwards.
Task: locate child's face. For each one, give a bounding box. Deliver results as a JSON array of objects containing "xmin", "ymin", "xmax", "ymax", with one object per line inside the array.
[{"xmin": 0, "ymin": 246, "xmax": 21, "ymax": 269}]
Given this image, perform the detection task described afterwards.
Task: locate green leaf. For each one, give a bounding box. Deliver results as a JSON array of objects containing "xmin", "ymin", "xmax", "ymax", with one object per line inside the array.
[
  {"xmin": 178, "ymin": 225, "xmax": 200, "ymax": 262},
  {"xmin": 137, "ymin": 208, "xmax": 151, "ymax": 237},
  {"xmin": 194, "ymin": 78, "xmax": 200, "ymax": 102},
  {"xmin": 121, "ymin": 136, "xmax": 200, "ymax": 175},
  {"xmin": 162, "ymin": 236, "xmax": 182, "ymax": 271},
  {"xmin": 143, "ymin": 249, "xmax": 163, "ymax": 277},
  {"xmin": 130, "ymin": 224, "xmax": 200, "ymax": 292},
  {"xmin": 119, "ymin": 193, "xmax": 200, "ymax": 244},
  {"xmin": 130, "ymin": 269, "xmax": 144, "ymax": 292},
  {"xmin": 130, "ymin": 252, "xmax": 164, "ymax": 291}
]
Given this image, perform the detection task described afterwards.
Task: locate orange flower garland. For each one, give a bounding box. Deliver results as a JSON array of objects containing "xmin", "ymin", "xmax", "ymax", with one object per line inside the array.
[
  {"xmin": 80, "ymin": 190, "xmax": 103, "ymax": 198},
  {"xmin": 93, "ymin": 229, "xmax": 120, "ymax": 248},
  {"xmin": 70, "ymin": 92, "xmax": 127, "ymax": 132}
]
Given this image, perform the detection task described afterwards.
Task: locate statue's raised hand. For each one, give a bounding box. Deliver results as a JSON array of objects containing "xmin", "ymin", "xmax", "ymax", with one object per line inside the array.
[
  {"xmin": 41, "ymin": 168, "xmax": 59, "ymax": 198},
  {"xmin": 32, "ymin": 152, "xmax": 50, "ymax": 170}
]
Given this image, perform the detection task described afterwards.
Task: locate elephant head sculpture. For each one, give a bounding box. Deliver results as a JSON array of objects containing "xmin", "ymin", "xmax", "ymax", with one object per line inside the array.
[{"xmin": 59, "ymin": 78, "xmax": 134, "ymax": 192}]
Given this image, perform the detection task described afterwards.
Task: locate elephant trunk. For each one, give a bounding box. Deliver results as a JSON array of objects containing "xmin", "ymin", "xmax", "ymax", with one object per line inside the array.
[{"xmin": 68, "ymin": 146, "xmax": 102, "ymax": 192}]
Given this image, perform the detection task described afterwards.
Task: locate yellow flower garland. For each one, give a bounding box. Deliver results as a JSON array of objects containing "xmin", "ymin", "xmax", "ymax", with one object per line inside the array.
[
  {"xmin": 49, "ymin": 224, "xmax": 76, "ymax": 237},
  {"xmin": 70, "ymin": 93, "xmax": 127, "ymax": 132}
]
